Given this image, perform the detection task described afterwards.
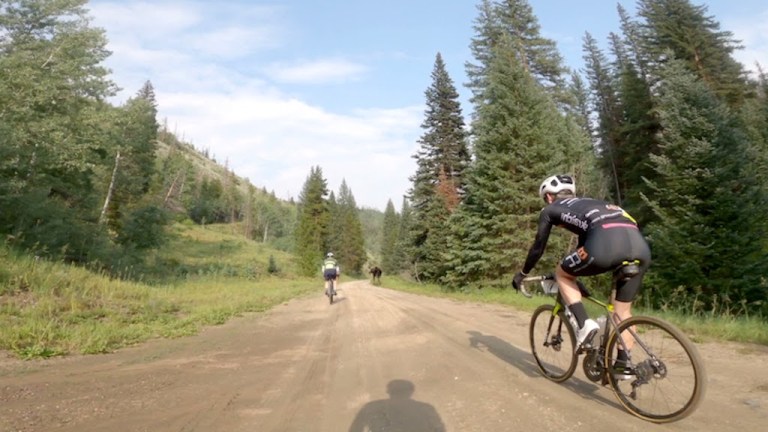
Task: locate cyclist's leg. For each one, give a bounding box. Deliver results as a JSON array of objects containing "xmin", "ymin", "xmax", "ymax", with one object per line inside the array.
[
  {"xmin": 323, "ymin": 270, "xmax": 332, "ymax": 294},
  {"xmin": 559, "ymin": 232, "xmax": 617, "ymax": 342},
  {"xmin": 611, "ymin": 227, "xmax": 650, "ymax": 358},
  {"xmin": 557, "ymin": 245, "xmax": 599, "ymax": 329},
  {"xmin": 555, "ymin": 264, "xmax": 582, "ymax": 306}
]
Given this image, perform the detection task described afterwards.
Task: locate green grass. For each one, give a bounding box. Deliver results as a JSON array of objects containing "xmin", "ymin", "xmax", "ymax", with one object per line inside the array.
[{"xmin": 0, "ymin": 223, "xmax": 316, "ymax": 359}]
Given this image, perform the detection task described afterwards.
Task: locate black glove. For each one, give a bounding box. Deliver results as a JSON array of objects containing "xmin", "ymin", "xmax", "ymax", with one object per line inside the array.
[{"xmin": 512, "ymin": 271, "xmax": 526, "ymax": 291}]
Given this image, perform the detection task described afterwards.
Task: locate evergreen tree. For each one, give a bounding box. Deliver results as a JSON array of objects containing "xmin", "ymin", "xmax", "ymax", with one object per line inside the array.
[
  {"xmin": 637, "ymin": 0, "xmax": 749, "ymax": 106},
  {"xmin": 395, "ymin": 196, "xmax": 413, "ymax": 273},
  {"xmin": 380, "ymin": 200, "xmax": 400, "ymax": 274},
  {"xmin": 188, "ymin": 177, "xmax": 226, "ymax": 224},
  {"xmin": 102, "ymin": 82, "xmax": 161, "ymax": 233},
  {"xmin": 466, "ymin": 0, "xmax": 571, "ymax": 112},
  {"xmin": 332, "ymin": 180, "xmax": 366, "ymax": 275},
  {"xmin": 443, "ymin": 35, "xmax": 573, "ymax": 288},
  {"xmin": 567, "ymin": 72, "xmax": 593, "ymax": 138},
  {"xmin": 582, "ymin": 31, "xmax": 624, "ymax": 204},
  {"xmin": 294, "ymin": 166, "xmax": 330, "ymax": 276},
  {"xmin": 613, "ymin": 58, "xmax": 659, "ymax": 225},
  {"xmin": 617, "ymin": 3, "xmax": 651, "ymax": 81},
  {"xmin": 407, "ymin": 52, "xmax": 470, "ymax": 281},
  {"xmin": 642, "ymin": 59, "xmax": 768, "ymax": 314}
]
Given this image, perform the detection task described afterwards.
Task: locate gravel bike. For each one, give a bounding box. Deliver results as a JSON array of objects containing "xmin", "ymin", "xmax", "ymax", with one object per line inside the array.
[
  {"xmin": 522, "ymin": 261, "xmax": 707, "ymax": 423},
  {"xmin": 326, "ymin": 278, "xmax": 336, "ymax": 304}
]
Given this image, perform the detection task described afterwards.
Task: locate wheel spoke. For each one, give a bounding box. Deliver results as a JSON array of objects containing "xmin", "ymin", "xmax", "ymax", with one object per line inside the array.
[{"xmin": 607, "ymin": 316, "xmax": 706, "ymax": 422}]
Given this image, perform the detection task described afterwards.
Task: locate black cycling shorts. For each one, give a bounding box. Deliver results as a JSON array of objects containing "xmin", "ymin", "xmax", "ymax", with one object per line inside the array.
[
  {"xmin": 560, "ymin": 224, "xmax": 651, "ymax": 302},
  {"xmin": 324, "ymin": 269, "xmax": 337, "ymax": 281}
]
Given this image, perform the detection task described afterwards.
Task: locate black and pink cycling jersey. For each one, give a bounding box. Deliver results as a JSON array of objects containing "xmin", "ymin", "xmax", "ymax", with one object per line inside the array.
[{"xmin": 522, "ymin": 197, "xmax": 651, "ymax": 302}]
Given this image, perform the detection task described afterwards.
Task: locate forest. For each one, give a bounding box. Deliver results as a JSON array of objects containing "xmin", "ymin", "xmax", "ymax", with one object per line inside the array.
[{"xmin": 2, "ymin": 0, "xmax": 766, "ymax": 318}]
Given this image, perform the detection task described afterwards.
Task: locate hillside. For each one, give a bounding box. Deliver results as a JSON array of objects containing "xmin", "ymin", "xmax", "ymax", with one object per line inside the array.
[{"xmin": 156, "ymin": 129, "xmax": 384, "ymax": 261}]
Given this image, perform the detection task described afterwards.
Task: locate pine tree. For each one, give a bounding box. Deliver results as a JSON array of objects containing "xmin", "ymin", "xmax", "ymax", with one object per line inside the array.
[
  {"xmin": 466, "ymin": 0, "xmax": 571, "ymax": 112},
  {"xmin": 637, "ymin": 0, "xmax": 748, "ymax": 106},
  {"xmin": 294, "ymin": 167, "xmax": 330, "ymax": 276},
  {"xmin": 642, "ymin": 59, "xmax": 768, "ymax": 314},
  {"xmin": 582, "ymin": 32, "xmax": 624, "ymax": 204},
  {"xmin": 101, "ymin": 82, "xmax": 163, "ymax": 237},
  {"xmin": 567, "ymin": 72, "xmax": 593, "ymax": 138},
  {"xmin": 601, "ymin": 27, "xmax": 661, "ymax": 226},
  {"xmin": 394, "ymin": 197, "xmax": 413, "ymax": 273},
  {"xmin": 407, "ymin": 53, "xmax": 469, "ymax": 281},
  {"xmin": 443, "ymin": 35, "xmax": 573, "ymax": 288},
  {"xmin": 380, "ymin": 200, "xmax": 400, "ymax": 274},
  {"xmin": 332, "ymin": 180, "xmax": 366, "ymax": 275}
]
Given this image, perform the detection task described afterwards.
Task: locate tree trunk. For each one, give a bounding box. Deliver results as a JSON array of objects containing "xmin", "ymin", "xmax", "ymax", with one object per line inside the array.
[{"xmin": 99, "ymin": 150, "xmax": 121, "ymax": 225}]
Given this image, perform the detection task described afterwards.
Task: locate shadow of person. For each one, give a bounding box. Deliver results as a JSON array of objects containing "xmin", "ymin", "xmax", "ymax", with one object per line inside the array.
[
  {"xmin": 467, "ymin": 330, "xmax": 622, "ymax": 409},
  {"xmin": 348, "ymin": 379, "xmax": 445, "ymax": 432}
]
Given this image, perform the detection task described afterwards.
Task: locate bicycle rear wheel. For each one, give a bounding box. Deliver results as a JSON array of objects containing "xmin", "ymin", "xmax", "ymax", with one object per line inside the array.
[
  {"xmin": 529, "ymin": 304, "xmax": 577, "ymax": 382},
  {"xmin": 329, "ymin": 280, "xmax": 335, "ymax": 304},
  {"xmin": 606, "ymin": 315, "xmax": 707, "ymax": 423}
]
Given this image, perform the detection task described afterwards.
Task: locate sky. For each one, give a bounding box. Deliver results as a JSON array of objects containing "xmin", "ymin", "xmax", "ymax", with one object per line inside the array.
[{"xmin": 87, "ymin": 0, "xmax": 768, "ymax": 211}]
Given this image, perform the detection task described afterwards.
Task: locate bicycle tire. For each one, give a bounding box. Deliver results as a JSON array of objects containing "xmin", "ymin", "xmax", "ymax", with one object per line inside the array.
[
  {"xmin": 329, "ymin": 280, "xmax": 335, "ymax": 304},
  {"xmin": 529, "ymin": 304, "xmax": 578, "ymax": 382},
  {"xmin": 605, "ymin": 315, "xmax": 707, "ymax": 423}
]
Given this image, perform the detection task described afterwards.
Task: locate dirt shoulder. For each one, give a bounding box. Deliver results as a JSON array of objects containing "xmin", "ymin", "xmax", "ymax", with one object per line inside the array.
[{"xmin": 1, "ymin": 281, "xmax": 766, "ymax": 431}]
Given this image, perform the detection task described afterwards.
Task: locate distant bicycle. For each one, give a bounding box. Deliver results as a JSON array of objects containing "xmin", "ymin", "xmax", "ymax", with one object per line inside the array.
[{"xmin": 522, "ymin": 261, "xmax": 706, "ymax": 423}]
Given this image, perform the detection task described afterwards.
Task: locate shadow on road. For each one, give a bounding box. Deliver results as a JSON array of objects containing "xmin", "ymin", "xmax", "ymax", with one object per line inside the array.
[
  {"xmin": 467, "ymin": 330, "xmax": 541, "ymax": 378},
  {"xmin": 466, "ymin": 330, "xmax": 621, "ymax": 410},
  {"xmin": 348, "ymin": 379, "xmax": 446, "ymax": 432}
]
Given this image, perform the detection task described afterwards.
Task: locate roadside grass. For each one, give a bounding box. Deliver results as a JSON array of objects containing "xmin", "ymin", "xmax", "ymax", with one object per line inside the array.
[
  {"xmin": 381, "ymin": 275, "xmax": 768, "ymax": 346},
  {"xmin": 0, "ymin": 223, "xmax": 315, "ymax": 359}
]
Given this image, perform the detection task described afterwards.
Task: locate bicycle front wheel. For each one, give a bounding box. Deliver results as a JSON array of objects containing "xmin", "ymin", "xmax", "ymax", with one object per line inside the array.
[
  {"xmin": 529, "ymin": 304, "xmax": 577, "ymax": 382},
  {"xmin": 606, "ymin": 315, "xmax": 707, "ymax": 423}
]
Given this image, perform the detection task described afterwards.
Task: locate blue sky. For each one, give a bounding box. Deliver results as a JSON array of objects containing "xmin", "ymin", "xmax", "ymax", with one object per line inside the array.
[{"xmin": 88, "ymin": 0, "xmax": 768, "ymax": 211}]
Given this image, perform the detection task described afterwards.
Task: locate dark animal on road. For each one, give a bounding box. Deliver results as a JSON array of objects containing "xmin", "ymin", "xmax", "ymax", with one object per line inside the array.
[{"xmin": 370, "ymin": 266, "xmax": 382, "ymax": 284}]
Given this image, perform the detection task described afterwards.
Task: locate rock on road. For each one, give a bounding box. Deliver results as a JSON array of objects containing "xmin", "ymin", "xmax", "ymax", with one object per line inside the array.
[{"xmin": 1, "ymin": 280, "xmax": 766, "ymax": 431}]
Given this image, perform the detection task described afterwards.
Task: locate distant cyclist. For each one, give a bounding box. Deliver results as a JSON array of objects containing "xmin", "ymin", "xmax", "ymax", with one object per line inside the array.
[
  {"xmin": 512, "ymin": 175, "xmax": 651, "ymax": 376},
  {"xmin": 322, "ymin": 252, "xmax": 340, "ymax": 296}
]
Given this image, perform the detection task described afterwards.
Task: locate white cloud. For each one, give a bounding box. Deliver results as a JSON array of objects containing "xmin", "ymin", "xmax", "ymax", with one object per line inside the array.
[
  {"xmin": 264, "ymin": 59, "xmax": 369, "ymax": 84},
  {"xmin": 87, "ymin": 1, "xmax": 423, "ymax": 210},
  {"xmin": 157, "ymin": 88, "xmax": 422, "ymax": 209}
]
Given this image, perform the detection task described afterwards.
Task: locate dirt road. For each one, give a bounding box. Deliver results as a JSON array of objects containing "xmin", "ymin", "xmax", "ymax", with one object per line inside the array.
[{"xmin": 1, "ymin": 281, "xmax": 766, "ymax": 431}]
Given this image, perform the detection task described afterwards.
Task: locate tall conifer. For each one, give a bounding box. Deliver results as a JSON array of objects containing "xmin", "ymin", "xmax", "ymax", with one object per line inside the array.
[
  {"xmin": 333, "ymin": 180, "xmax": 366, "ymax": 275},
  {"xmin": 380, "ymin": 200, "xmax": 400, "ymax": 274},
  {"xmin": 294, "ymin": 167, "xmax": 330, "ymax": 276},
  {"xmin": 637, "ymin": 0, "xmax": 748, "ymax": 106},
  {"xmin": 407, "ymin": 53, "xmax": 469, "ymax": 281},
  {"xmin": 642, "ymin": 60, "xmax": 767, "ymax": 313},
  {"xmin": 443, "ymin": 35, "xmax": 572, "ymax": 288}
]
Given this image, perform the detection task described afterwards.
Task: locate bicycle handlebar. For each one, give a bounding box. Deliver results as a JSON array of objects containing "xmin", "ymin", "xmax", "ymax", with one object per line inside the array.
[
  {"xmin": 520, "ymin": 274, "xmax": 556, "ymax": 298},
  {"xmin": 519, "ymin": 274, "xmax": 592, "ymax": 298}
]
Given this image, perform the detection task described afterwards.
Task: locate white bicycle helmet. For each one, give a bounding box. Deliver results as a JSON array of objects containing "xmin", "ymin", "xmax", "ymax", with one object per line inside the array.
[
  {"xmin": 326, "ymin": 252, "xmax": 334, "ymax": 258},
  {"xmin": 539, "ymin": 174, "xmax": 576, "ymax": 200}
]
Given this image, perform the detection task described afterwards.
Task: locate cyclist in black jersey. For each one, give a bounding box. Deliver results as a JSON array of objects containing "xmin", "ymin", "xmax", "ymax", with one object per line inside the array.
[{"xmin": 512, "ymin": 175, "xmax": 651, "ymax": 369}]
